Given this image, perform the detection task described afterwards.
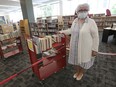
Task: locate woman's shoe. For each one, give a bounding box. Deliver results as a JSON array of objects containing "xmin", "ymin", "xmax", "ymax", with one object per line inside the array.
[
  {"xmin": 73, "ymin": 73, "xmax": 78, "ymax": 78},
  {"xmin": 73, "ymin": 73, "xmax": 77, "ymax": 79},
  {"xmin": 76, "ymin": 74, "xmax": 83, "ymax": 80}
]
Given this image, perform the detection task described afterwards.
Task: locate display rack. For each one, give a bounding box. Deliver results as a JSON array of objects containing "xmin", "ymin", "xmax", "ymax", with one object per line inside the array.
[
  {"xmin": 27, "ymin": 34, "xmax": 66, "ymax": 80},
  {"xmin": 0, "ymin": 24, "xmax": 14, "ymax": 34},
  {"xmin": 0, "ymin": 30, "xmax": 23, "ymax": 59}
]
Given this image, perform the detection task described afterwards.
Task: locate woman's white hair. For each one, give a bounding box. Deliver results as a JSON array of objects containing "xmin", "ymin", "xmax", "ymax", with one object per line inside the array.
[{"xmin": 76, "ymin": 3, "xmax": 90, "ymax": 13}]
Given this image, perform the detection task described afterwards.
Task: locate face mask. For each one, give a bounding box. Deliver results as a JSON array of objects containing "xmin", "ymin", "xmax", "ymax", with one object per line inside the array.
[{"xmin": 77, "ymin": 11, "xmax": 88, "ymax": 19}]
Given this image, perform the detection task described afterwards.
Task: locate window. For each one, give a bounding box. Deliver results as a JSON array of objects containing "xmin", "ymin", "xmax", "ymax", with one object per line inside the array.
[
  {"xmin": 34, "ymin": 1, "xmax": 60, "ymax": 19},
  {"xmin": 62, "ymin": 0, "xmax": 116, "ymax": 15},
  {"xmin": 109, "ymin": 0, "xmax": 116, "ymax": 15},
  {"xmin": 9, "ymin": 11, "xmax": 23, "ymax": 23}
]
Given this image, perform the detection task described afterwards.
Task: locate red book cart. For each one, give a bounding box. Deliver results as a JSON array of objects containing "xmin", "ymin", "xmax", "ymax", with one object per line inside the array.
[{"xmin": 27, "ymin": 34, "xmax": 66, "ymax": 80}]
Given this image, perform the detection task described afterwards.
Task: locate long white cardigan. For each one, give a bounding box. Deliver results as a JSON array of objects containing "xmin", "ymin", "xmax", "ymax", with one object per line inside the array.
[{"xmin": 60, "ymin": 18, "xmax": 99, "ymax": 64}]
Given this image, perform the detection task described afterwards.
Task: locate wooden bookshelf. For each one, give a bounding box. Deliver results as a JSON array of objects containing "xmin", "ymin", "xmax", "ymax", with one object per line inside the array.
[
  {"xmin": 104, "ymin": 16, "xmax": 116, "ymax": 28},
  {"xmin": 34, "ymin": 15, "xmax": 116, "ymax": 35},
  {"xmin": 92, "ymin": 16, "xmax": 116, "ymax": 31},
  {"xmin": 62, "ymin": 15, "xmax": 75, "ymax": 29},
  {"xmin": 92, "ymin": 17, "xmax": 105, "ymax": 30},
  {"xmin": 37, "ymin": 17, "xmax": 47, "ymax": 36},
  {"xmin": 35, "ymin": 16, "xmax": 64, "ymax": 36}
]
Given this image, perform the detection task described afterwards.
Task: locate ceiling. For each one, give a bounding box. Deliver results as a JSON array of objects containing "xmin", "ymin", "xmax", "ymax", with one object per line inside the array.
[{"xmin": 0, "ymin": 0, "xmax": 58, "ymax": 15}]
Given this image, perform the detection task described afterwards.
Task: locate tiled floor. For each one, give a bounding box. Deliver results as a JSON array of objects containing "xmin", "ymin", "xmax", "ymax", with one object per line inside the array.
[{"xmin": 0, "ymin": 32, "xmax": 116, "ymax": 87}]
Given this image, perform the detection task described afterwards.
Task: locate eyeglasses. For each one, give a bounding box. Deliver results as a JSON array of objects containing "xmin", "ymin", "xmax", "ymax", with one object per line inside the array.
[{"xmin": 78, "ymin": 9, "xmax": 88, "ymax": 12}]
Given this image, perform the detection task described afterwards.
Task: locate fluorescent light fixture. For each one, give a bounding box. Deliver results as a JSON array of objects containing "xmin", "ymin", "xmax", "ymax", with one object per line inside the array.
[
  {"xmin": 33, "ymin": 0, "xmax": 49, "ymax": 3},
  {"xmin": 0, "ymin": 5, "xmax": 19, "ymax": 7},
  {"xmin": 0, "ymin": 5, "xmax": 19, "ymax": 8},
  {"xmin": 9, "ymin": 0, "xmax": 19, "ymax": 2}
]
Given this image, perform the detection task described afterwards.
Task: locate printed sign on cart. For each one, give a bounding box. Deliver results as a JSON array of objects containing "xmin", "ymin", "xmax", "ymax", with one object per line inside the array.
[{"xmin": 27, "ymin": 39, "xmax": 34, "ymax": 52}]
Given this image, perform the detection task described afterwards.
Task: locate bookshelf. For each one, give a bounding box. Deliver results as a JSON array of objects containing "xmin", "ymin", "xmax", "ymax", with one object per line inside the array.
[
  {"xmin": 35, "ymin": 16, "xmax": 64, "ymax": 36},
  {"xmin": 30, "ymin": 23, "xmax": 39, "ymax": 36},
  {"xmin": 37, "ymin": 17, "xmax": 47, "ymax": 36},
  {"xmin": 92, "ymin": 17, "xmax": 105, "ymax": 30},
  {"xmin": 0, "ymin": 30, "xmax": 23, "ymax": 59},
  {"xmin": 46, "ymin": 16, "xmax": 58, "ymax": 35},
  {"xmin": 0, "ymin": 24, "xmax": 14, "ymax": 34},
  {"xmin": 92, "ymin": 16, "xmax": 116, "ymax": 31},
  {"xmin": 104, "ymin": 16, "xmax": 116, "ymax": 28},
  {"xmin": 36, "ymin": 15, "xmax": 74, "ymax": 33},
  {"xmin": 62, "ymin": 15, "xmax": 75, "ymax": 29},
  {"xmin": 34, "ymin": 15, "xmax": 116, "ymax": 35}
]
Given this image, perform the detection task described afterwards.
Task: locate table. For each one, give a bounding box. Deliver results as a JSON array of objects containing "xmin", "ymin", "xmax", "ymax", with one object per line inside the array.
[{"xmin": 102, "ymin": 27, "xmax": 116, "ymax": 44}]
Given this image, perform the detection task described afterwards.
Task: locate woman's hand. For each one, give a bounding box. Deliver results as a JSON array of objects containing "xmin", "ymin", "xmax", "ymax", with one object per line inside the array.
[{"xmin": 92, "ymin": 50, "xmax": 97, "ymax": 57}]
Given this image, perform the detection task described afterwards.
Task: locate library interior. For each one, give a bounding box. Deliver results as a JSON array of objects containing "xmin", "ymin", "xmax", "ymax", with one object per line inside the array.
[{"xmin": 0, "ymin": 0, "xmax": 116, "ymax": 87}]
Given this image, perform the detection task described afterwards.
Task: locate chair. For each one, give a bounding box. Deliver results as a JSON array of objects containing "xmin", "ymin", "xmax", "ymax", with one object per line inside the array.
[{"xmin": 106, "ymin": 9, "xmax": 111, "ymax": 16}]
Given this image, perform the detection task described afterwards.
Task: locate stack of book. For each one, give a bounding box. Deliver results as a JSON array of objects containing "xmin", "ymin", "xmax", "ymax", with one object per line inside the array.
[{"xmin": 32, "ymin": 34, "xmax": 63, "ymax": 54}]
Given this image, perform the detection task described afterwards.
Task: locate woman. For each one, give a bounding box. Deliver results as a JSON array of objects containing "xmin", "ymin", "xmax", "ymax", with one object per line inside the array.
[{"xmin": 59, "ymin": 3, "xmax": 99, "ymax": 80}]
